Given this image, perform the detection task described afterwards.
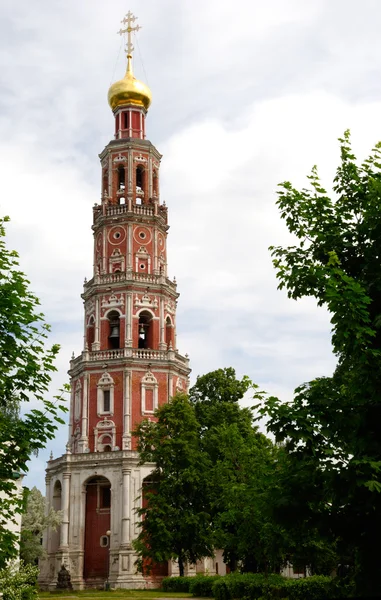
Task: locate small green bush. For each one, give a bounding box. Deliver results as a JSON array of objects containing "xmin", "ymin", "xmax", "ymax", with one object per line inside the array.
[
  {"xmin": 213, "ymin": 573, "xmax": 286, "ymax": 600},
  {"xmin": 284, "ymin": 575, "xmax": 332, "ymax": 600},
  {"xmin": 161, "ymin": 575, "xmax": 194, "ymax": 592},
  {"xmin": 0, "ymin": 563, "xmax": 39, "ymax": 600},
  {"xmin": 189, "ymin": 575, "xmax": 221, "ymax": 597}
]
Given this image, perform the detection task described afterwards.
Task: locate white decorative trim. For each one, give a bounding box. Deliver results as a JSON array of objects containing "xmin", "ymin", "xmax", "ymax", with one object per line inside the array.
[
  {"xmin": 74, "ymin": 380, "xmax": 82, "ymax": 422},
  {"xmin": 141, "ymin": 370, "xmax": 158, "ymax": 414},
  {"xmin": 134, "ymin": 292, "xmax": 158, "ymax": 310},
  {"xmin": 97, "ymin": 372, "xmax": 115, "ymax": 417},
  {"xmin": 134, "ymin": 154, "xmax": 148, "ymax": 163},
  {"xmin": 102, "ymin": 293, "xmax": 125, "ymax": 310},
  {"xmin": 176, "ymin": 377, "xmax": 184, "ymax": 392},
  {"xmin": 94, "ymin": 417, "xmax": 116, "ymax": 452},
  {"xmin": 85, "ymin": 299, "xmax": 95, "ymax": 315},
  {"xmin": 113, "ymin": 153, "xmax": 128, "ymax": 163},
  {"xmin": 109, "ymin": 248, "xmax": 125, "ymax": 274}
]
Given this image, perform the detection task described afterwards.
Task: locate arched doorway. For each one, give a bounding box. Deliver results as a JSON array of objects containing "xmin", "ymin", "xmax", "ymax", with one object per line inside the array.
[{"xmin": 83, "ymin": 476, "xmax": 111, "ymax": 582}]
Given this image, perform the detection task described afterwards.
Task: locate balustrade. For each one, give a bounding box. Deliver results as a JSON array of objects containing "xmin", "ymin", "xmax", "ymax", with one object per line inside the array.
[{"xmin": 70, "ymin": 347, "xmax": 188, "ymax": 366}]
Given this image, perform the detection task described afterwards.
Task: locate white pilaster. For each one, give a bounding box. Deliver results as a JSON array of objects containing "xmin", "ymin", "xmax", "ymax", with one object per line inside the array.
[
  {"xmin": 121, "ymin": 468, "xmax": 131, "ymax": 545},
  {"xmin": 159, "ymin": 296, "xmax": 166, "ymax": 350},
  {"xmin": 127, "ymin": 223, "xmax": 132, "ymax": 271},
  {"xmin": 126, "ymin": 292, "xmax": 132, "ymax": 347},
  {"xmin": 60, "ymin": 472, "xmax": 71, "ymax": 549},
  {"xmin": 93, "ymin": 297, "xmax": 100, "ymax": 351},
  {"xmin": 80, "ymin": 374, "xmax": 88, "ymax": 450},
  {"xmin": 122, "ymin": 370, "xmax": 131, "ymax": 449}
]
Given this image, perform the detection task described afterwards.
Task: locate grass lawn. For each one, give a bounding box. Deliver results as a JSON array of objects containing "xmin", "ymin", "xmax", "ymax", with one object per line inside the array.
[{"xmin": 38, "ymin": 592, "xmax": 193, "ymax": 600}]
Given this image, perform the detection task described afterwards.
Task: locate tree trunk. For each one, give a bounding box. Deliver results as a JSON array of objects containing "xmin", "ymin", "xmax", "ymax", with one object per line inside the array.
[{"xmin": 178, "ymin": 554, "xmax": 184, "ymax": 577}]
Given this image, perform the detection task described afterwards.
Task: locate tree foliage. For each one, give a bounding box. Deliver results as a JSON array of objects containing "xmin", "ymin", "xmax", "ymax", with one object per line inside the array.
[
  {"xmin": 0, "ymin": 216, "xmax": 66, "ymax": 568},
  {"xmin": 134, "ymin": 369, "xmax": 284, "ymax": 576},
  {"xmin": 133, "ymin": 393, "xmax": 214, "ymax": 576},
  {"xmin": 20, "ymin": 486, "xmax": 62, "ymax": 565},
  {"xmin": 259, "ymin": 131, "xmax": 381, "ymax": 596},
  {"xmin": 190, "ymin": 368, "xmax": 285, "ymax": 573}
]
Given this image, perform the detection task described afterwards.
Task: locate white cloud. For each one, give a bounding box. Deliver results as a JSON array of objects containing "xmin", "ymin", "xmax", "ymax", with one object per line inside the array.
[{"xmin": 2, "ymin": 0, "xmax": 381, "ymax": 491}]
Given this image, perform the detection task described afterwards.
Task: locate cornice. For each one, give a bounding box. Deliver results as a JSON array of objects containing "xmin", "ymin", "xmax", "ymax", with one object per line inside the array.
[{"xmin": 99, "ymin": 138, "xmax": 162, "ymax": 162}]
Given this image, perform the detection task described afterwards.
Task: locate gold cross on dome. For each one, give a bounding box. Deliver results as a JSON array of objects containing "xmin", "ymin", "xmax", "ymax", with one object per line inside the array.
[{"xmin": 118, "ymin": 11, "xmax": 141, "ymax": 57}]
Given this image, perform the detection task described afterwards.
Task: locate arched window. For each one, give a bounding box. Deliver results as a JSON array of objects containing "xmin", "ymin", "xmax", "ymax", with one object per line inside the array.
[
  {"xmin": 136, "ymin": 165, "xmax": 145, "ymax": 202},
  {"xmin": 165, "ymin": 316, "xmax": 173, "ymax": 348},
  {"xmin": 117, "ymin": 166, "xmax": 125, "ymax": 191},
  {"xmin": 136, "ymin": 166, "xmax": 143, "ymax": 189},
  {"xmin": 138, "ymin": 311, "xmax": 153, "ymax": 349},
  {"xmin": 96, "ymin": 372, "xmax": 114, "ymax": 417},
  {"xmin": 108, "ymin": 311, "xmax": 120, "ymax": 349},
  {"xmin": 99, "ymin": 434, "xmax": 112, "ymax": 452},
  {"xmin": 87, "ymin": 316, "xmax": 95, "ymax": 349}
]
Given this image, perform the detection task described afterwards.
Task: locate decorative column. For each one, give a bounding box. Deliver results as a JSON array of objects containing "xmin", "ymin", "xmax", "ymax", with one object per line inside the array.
[
  {"xmin": 125, "ymin": 292, "xmax": 132, "ymax": 347},
  {"xmin": 80, "ymin": 374, "xmax": 88, "ymax": 450},
  {"xmin": 159, "ymin": 296, "xmax": 166, "ymax": 350},
  {"xmin": 60, "ymin": 472, "xmax": 71, "ymax": 549},
  {"xmin": 102, "ymin": 229, "xmax": 107, "ymax": 274},
  {"xmin": 93, "ymin": 297, "xmax": 100, "ymax": 350},
  {"xmin": 153, "ymin": 227, "xmax": 158, "ymax": 274},
  {"xmin": 127, "ymin": 223, "xmax": 132, "ymax": 271},
  {"xmin": 122, "ymin": 370, "xmax": 131, "ymax": 449},
  {"xmin": 67, "ymin": 385, "xmax": 74, "ymax": 444},
  {"xmin": 121, "ymin": 468, "xmax": 131, "ymax": 545},
  {"xmin": 44, "ymin": 475, "xmax": 52, "ymax": 553}
]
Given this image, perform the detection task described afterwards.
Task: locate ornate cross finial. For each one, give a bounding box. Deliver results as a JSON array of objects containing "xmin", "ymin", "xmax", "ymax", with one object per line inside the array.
[{"xmin": 118, "ymin": 11, "xmax": 141, "ymax": 57}]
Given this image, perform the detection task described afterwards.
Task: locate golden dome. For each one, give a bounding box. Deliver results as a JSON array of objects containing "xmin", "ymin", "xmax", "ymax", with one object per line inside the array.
[{"xmin": 108, "ymin": 56, "xmax": 152, "ymax": 111}]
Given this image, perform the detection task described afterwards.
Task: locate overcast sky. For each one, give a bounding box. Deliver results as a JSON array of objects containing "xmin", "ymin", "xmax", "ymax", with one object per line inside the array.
[{"xmin": 3, "ymin": 0, "xmax": 381, "ymax": 492}]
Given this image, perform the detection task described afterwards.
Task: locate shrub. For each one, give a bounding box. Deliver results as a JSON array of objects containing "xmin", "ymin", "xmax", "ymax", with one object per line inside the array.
[
  {"xmin": 189, "ymin": 575, "xmax": 221, "ymax": 597},
  {"xmin": 212, "ymin": 573, "xmax": 337, "ymax": 600},
  {"xmin": 0, "ymin": 563, "xmax": 39, "ymax": 600},
  {"xmin": 283, "ymin": 575, "xmax": 332, "ymax": 600},
  {"xmin": 213, "ymin": 573, "xmax": 286, "ymax": 600},
  {"xmin": 161, "ymin": 575, "xmax": 194, "ymax": 592}
]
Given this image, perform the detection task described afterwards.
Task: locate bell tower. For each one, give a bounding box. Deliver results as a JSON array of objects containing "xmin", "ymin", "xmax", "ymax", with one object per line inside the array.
[{"xmin": 40, "ymin": 13, "xmax": 190, "ymax": 590}]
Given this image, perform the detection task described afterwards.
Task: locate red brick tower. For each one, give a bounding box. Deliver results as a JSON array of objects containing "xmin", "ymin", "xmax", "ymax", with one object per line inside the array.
[{"xmin": 40, "ymin": 13, "xmax": 190, "ymax": 589}]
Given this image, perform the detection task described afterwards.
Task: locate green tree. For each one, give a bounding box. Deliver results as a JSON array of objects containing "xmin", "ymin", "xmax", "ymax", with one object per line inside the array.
[
  {"xmin": 133, "ymin": 393, "xmax": 214, "ymax": 576},
  {"xmin": 20, "ymin": 486, "xmax": 62, "ymax": 565},
  {"xmin": 0, "ymin": 216, "xmax": 66, "ymax": 568},
  {"xmin": 260, "ymin": 131, "xmax": 381, "ymax": 596},
  {"xmin": 190, "ymin": 368, "xmax": 285, "ymax": 573}
]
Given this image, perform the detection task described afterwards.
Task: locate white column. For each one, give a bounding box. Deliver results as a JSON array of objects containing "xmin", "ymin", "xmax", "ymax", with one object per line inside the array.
[
  {"xmin": 44, "ymin": 475, "xmax": 52, "ymax": 553},
  {"xmin": 83, "ymin": 305, "xmax": 87, "ymax": 350},
  {"xmin": 168, "ymin": 372, "xmax": 174, "ymax": 401},
  {"xmin": 60, "ymin": 472, "xmax": 71, "ymax": 548},
  {"xmin": 153, "ymin": 227, "xmax": 158, "ymax": 274},
  {"xmin": 122, "ymin": 370, "xmax": 131, "ymax": 449},
  {"xmin": 159, "ymin": 297, "xmax": 166, "ymax": 350},
  {"xmin": 93, "ymin": 297, "xmax": 100, "ymax": 350},
  {"xmin": 121, "ymin": 468, "xmax": 131, "ymax": 545},
  {"xmin": 102, "ymin": 229, "xmax": 107, "ymax": 274},
  {"xmin": 127, "ymin": 224, "xmax": 133, "ymax": 271},
  {"xmin": 80, "ymin": 374, "xmax": 88, "ymax": 449},
  {"xmin": 67, "ymin": 384, "xmax": 74, "ymax": 445},
  {"xmin": 108, "ymin": 155, "xmax": 112, "ymax": 197},
  {"xmin": 126, "ymin": 293, "xmax": 132, "ymax": 347},
  {"xmin": 128, "ymin": 150, "xmax": 133, "ymax": 193},
  {"xmin": 148, "ymin": 157, "xmax": 153, "ymax": 198}
]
